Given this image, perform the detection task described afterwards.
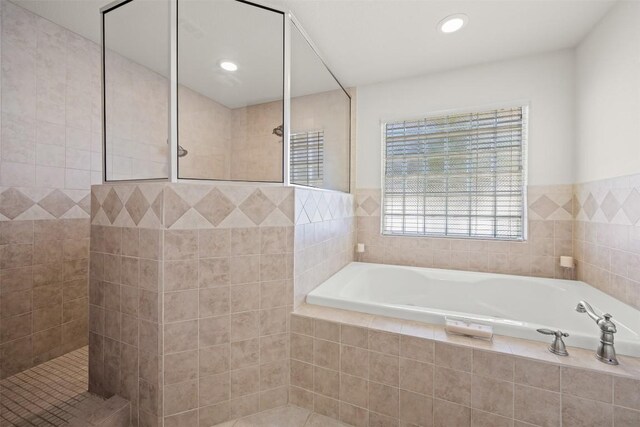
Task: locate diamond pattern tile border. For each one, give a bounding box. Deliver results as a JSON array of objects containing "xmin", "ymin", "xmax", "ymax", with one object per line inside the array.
[{"xmin": 0, "ymin": 187, "xmax": 90, "ymax": 221}]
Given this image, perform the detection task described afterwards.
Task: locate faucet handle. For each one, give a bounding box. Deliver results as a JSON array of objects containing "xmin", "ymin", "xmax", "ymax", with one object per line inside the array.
[{"xmin": 537, "ymin": 328, "xmax": 569, "ymax": 356}]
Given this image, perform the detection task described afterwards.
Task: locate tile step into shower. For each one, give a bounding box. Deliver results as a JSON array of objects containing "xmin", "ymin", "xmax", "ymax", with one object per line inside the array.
[{"xmin": 66, "ymin": 396, "xmax": 130, "ymax": 427}]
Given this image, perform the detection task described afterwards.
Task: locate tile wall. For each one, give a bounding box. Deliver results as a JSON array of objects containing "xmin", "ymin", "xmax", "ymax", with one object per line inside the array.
[
  {"xmin": 355, "ymin": 185, "xmax": 574, "ymax": 279},
  {"xmin": 0, "ymin": 1, "xmax": 97, "ymax": 381},
  {"xmin": 0, "ymin": 218, "xmax": 89, "ymax": 378},
  {"xmin": 89, "ymin": 182, "xmax": 355, "ymax": 426},
  {"xmin": 289, "ymin": 306, "xmax": 640, "ymax": 427},
  {"xmin": 573, "ymin": 173, "xmax": 640, "ymax": 309}
]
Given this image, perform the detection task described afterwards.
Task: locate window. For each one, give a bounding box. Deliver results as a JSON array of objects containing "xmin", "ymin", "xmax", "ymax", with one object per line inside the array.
[
  {"xmin": 382, "ymin": 106, "xmax": 527, "ymax": 240},
  {"xmin": 290, "ymin": 130, "xmax": 324, "ymax": 187}
]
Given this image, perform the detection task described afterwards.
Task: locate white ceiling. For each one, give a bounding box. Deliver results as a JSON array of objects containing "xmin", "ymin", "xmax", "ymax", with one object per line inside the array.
[{"xmin": 14, "ymin": 0, "xmax": 616, "ymax": 102}]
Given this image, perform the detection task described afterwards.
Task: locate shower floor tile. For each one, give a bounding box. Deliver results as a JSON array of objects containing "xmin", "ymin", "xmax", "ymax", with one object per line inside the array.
[{"xmin": 0, "ymin": 347, "xmax": 90, "ymax": 427}]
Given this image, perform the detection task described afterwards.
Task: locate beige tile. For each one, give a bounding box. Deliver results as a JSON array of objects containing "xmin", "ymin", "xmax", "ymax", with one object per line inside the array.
[
  {"xmin": 314, "ymin": 365, "xmax": 340, "ymax": 399},
  {"xmin": 614, "ymin": 376, "xmax": 640, "ymax": 410},
  {"xmin": 199, "ymin": 229, "xmax": 230, "ymax": 258},
  {"xmin": 290, "ymin": 359, "xmax": 314, "ymax": 390},
  {"xmin": 291, "ymin": 314, "xmax": 314, "ymax": 336},
  {"xmin": 400, "ymin": 357, "xmax": 433, "ymax": 395},
  {"xmin": 164, "ymin": 380, "xmax": 198, "ymax": 416},
  {"xmin": 473, "ymin": 350, "xmax": 514, "ymax": 382},
  {"xmin": 199, "ymin": 257, "xmax": 230, "ymax": 288},
  {"xmin": 259, "ymin": 386, "xmax": 288, "ymax": 411},
  {"xmin": 164, "ymin": 350, "xmax": 198, "ymax": 385},
  {"xmin": 231, "ymin": 228, "xmax": 261, "ymax": 255},
  {"xmin": 341, "ymin": 344, "xmax": 369, "ymax": 379},
  {"xmin": 229, "ymin": 255, "xmax": 259, "ymax": 284},
  {"xmin": 164, "ymin": 229, "xmax": 198, "ymax": 260},
  {"xmin": 369, "ymin": 330, "xmax": 399, "ymax": 355},
  {"xmin": 164, "ymin": 410, "xmax": 198, "ymax": 427},
  {"xmin": 164, "ymin": 290, "xmax": 197, "ymax": 323},
  {"xmin": 199, "ymin": 344, "xmax": 230, "ymax": 377},
  {"xmin": 259, "ymin": 359, "xmax": 288, "ymax": 390},
  {"xmin": 231, "ymin": 366, "xmax": 260, "ymax": 397},
  {"xmin": 165, "ymin": 320, "xmax": 198, "ymax": 353},
  {"xmin": 200, "ymin": 287, "xmax": 230, "ymax": 317},
  {"xmin": 230, "ymin": 338, "xmax": 260, "ymax": 369},
  {"xmin": 562, "ymin": 395, "xmax": 613, "ymax": 427},
  {"xmin": 199, "ymin": 402, "xmax": 231, "ymax": 427},
  {"xmin": 434, "ymin": 398, "xmax": 470, "ymax": 427},
  {"xmin": 434, "ymin": 367, "xmax": 471, "ymax": 406},
  {"xmin": 339, "ymin": 402, "xmax": 369, "ymax": 427},
  {"xmin": 315, "ymin": 319, "xmax": 340, "ymax": 342},
  {"xmin": 230, "ymin": 283, "xmax": 259, "ymax": 313},
  {"xmin": 514, "ymin": 384, "xmax": 560, "ymax": 427},
  {"xmin": 369, "ymin": 351, "xmax": 399, "ymax": 386},
  {"xmin": 471, "ymin": 409, "xmax": 513, "ymax": 427},
  {"xmin": 369, "ymin": 382, "xmax": 399, "ymax": 418},
  {"xmin": 368, "ymin": 411, "xmax": 399, "ymax": 427},
  {"xmin": 314, "ymin": 394, "xmax": 340, "ymax": 419},
  {"xmin": 340, "ymin": 373, "xmax": 368, "ymax": 408},
  {"xmin": 199, "ymin": 372, "xmax": 230, "ymax": 406},
  {"xmin": 231, "ymin": 311, "xmax": 259, "ymax": 342},
  {"xmin": 435, "ymin": 342, "xmax": 471, "ymax": 372},
  {"xmin": 561, "ymin": 367, "xmax": 613, "ymax": 403},
  {"xmin": 289, "ymin": 386, "xmax": 314, "ymax": 411},
  {"xmin": 314, "ymin": 338, "xmax": 340, "ymax": 371},
  {"xmin": 260, "ymin": 280, "xmax": 289, "ymax": 309},
  {"xmin": 341, "ymin": 324, "xmax": 368, "ymax": 348},
  {"xmin": 400, "ymin": 390, "xmax": 432, "ymax": 426},
  {"xmin": 260, "ymin": 254, "xmax": 287, "ymax": 281},
  {"xmin": 471, "ymin": 375, "xmax": 513, "ymax": 418},
  {"xmin": 614, "ymin": 406, "xmax": 640, "ymax": 427},
  {"xmin": 200, "ymin": 315, "xmax": 230, "ymax": 347},
  {"xmin": 400, "ymin": 335, "xmax": 434, "ymax": 363},
  {"xmin": 259, "ymin": 307, "xmax": 287, "ymax": 336},
  {"xmin": 306, "ymin": 412, "xmax": 348, "ymax": 427},
  {"xmin": 514, "ymin": 358, "xmax": 560, "ymax": 392},
  {"xmin": 164, "ymin": 260, "xmax": 198, "ymax": 291},
  {"xmin": 259, "ymin": 333, "xmax": 288, "ymax": 364}
]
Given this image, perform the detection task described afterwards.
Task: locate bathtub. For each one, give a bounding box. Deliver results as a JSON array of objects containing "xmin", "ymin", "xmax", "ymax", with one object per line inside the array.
[{"xmin": 306, "ymin": 262, "xmax": 640, "ymax": 357}]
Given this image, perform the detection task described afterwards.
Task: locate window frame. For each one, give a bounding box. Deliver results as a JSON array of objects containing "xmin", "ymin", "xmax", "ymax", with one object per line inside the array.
[{"xmin": 380, "ymin": 103, "xmax": 529, "ymax": 241}]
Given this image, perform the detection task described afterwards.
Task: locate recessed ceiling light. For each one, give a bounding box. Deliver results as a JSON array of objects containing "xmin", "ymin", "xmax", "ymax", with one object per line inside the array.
[
  {"xmin": 438, "ymin": 14, "xmax": 468, "ymax": 34},
  {"xmin": 219, "ymin": 61, "xmax": 238, "ymax": 72}
]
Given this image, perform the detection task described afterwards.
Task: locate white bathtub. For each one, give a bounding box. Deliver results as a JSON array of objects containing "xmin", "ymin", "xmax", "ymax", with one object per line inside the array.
[{"xmin": 306, "ymin": 262, "xmax": 640, "ymax": 357}]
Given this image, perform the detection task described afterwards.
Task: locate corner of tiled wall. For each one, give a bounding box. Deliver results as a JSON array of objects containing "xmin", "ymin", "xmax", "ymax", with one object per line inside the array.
[
  {"xmin": 89, "ymin": 182, "xmax": 357, "ymax": 426},
  {"xmin": 573, "ymin": 174, "xmax": 640, "ymax": 309}
]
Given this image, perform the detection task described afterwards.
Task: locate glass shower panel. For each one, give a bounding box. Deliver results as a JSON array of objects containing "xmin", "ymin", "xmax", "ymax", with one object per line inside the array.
[
  {"xmin": 103, "ymin": 0, "xmax": 170, "ymax": 181},
  {"xmin": 290, "ymin": 23, "xmax": 351, "ymax": 192},
  {"xmin": 177, "ymin": 0, "xmax": 284, "ymax": 182}
]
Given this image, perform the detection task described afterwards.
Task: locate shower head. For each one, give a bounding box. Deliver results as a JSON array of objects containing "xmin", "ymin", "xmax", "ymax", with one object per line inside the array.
[
  {"xmin": 178, "ymin": 145, "xmax": 188, "ymax": 157},
  {"xmin": 272, "ymin": 124, "xmax": 283, "ymax": 138}
]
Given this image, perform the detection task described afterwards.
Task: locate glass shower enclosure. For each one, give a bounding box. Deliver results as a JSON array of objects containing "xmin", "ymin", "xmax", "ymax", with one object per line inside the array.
[{"xmin": 101, "ymin": 0, "xmax": 351, "ymax": 193}]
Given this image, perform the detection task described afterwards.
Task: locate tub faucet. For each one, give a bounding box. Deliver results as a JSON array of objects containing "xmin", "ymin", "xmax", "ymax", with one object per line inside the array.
[{"xmin": 575, "ymin": 301, "xmax": 618, "ymax": 365}]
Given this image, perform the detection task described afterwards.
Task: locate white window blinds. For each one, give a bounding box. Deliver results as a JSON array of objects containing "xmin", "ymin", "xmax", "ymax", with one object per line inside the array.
[
  {"xmin": 382, "ymin": 106, "xmax": 527, "ymax": 240},
  {"xmin": 290, "ymin": 130, "xmax": 324, "ymax": 187}
]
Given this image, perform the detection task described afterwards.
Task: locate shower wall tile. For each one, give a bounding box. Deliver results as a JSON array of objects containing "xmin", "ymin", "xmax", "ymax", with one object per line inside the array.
[
  {"xmin": 354, "ymin": 185, "xmax": 573, "ymax": 280},
  {"xmin": 89, "ymin": 224, "xmax": 162, "ymax": 427},
  {"xmin": 0, "ymin": 218, "xmax": 89, "ymax": 378},
  {"xmin": 90, "ymin": 182, "xmax": 355, "ymax": 425}
]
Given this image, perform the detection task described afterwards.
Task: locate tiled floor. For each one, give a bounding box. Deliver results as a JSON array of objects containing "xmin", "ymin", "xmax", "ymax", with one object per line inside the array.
[
  {"xmin": 0, "ymin": 347, "xmax": 91, "ymax": 426},
  {"xmin": 216, "ymin": 405, "xmax": 351, "ymax": 427}
]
